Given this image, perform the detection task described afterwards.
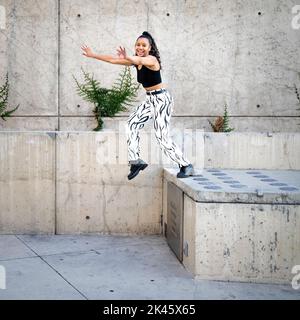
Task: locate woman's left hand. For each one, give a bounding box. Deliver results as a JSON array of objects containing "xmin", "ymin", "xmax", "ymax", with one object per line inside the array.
[{"xmin": 117, "ymin": 46, "xmax": 127, "ymax": 59}]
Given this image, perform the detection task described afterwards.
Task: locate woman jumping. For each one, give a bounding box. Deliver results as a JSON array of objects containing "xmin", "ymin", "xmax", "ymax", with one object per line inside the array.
[{"xmin": 81, "ymin": 31, "xmax": 194, "ymax": 180}]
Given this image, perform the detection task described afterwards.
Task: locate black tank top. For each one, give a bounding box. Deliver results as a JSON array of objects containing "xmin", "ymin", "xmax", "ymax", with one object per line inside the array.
[{"xmin": 135, "ymin": 64, "xmax": 162, "ymax": 88}]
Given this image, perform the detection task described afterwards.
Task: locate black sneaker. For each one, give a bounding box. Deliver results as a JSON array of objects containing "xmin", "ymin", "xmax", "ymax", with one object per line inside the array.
[
  {"xmin": 127, "ymin": 161, "xmax": 148, "ymax": 180},
  {"xmin": 177, "ymin": 164, "xmax": 194, "ymax": 178}
]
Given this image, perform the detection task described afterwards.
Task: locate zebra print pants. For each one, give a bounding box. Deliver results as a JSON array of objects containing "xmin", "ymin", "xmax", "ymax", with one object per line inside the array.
[{"xmin": 125, "ymin": 88, "xmax": 191, "ymax": 167}]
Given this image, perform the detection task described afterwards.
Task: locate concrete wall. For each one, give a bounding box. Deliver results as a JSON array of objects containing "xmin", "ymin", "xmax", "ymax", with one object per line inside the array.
[
  {"xmin": 0, "ymin": 132, "xmax": 55, "ymax": 234},
  {"xmin": 0, "ymin": 0, "xmax": 300, "ymax": 132},
  {"xmin": 0, "ymin": 131, "xmax": 162, "ymax": 234},
  {"xmin": 55, "ymin": 132, "xmax": 162, "ymax": 234},
  {"xmin": 1, "ymin": 131, "xmax": 299, "ymax": 234}
]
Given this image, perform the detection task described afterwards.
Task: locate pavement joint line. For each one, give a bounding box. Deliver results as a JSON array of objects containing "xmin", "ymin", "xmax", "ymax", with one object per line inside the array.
[
  {"xmin": 15, "ymin": 235, "xmax": 89, "ymax": 300},
  {"xmin": 0, "ymin": 255, "xmax": 39, "ymax": 262},
  {"xmin": 0, "ymin": 249, "xmax": 98, "ymax": 262}
]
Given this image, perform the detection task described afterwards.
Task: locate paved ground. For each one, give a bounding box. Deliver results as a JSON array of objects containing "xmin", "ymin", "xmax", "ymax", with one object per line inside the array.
[{"xmin": 0, "ymin": 234, "xmax": 299, "ymax": 300}]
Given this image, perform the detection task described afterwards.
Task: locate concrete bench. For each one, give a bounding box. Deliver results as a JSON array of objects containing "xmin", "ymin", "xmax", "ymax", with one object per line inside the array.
[{"xmin": 163, "ymin": 168, "xmax": 300, "ymax": 284}]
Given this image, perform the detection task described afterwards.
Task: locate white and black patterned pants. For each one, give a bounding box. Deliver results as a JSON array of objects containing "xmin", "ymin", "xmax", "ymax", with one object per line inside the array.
[{"xmin": 125, "ymin": 89, "xmax": 190, "ymax": 167}]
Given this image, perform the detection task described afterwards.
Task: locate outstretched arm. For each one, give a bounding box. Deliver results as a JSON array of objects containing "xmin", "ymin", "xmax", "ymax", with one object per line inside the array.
[
  {"xmin": 81, "ymin": 45, "xmax": 133, "ymax": 66},
  {"xmin": 117, "ymin": 46, "xmax": 157, "ymax": 67}
]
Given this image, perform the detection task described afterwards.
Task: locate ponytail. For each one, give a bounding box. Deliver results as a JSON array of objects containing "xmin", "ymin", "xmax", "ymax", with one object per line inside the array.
[{"xmin": 136, "ymin": 31, "xmax": 162, "ymax": 69}]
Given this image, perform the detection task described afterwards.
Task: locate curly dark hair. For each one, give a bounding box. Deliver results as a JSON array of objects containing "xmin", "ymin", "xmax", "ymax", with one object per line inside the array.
[{"xmin": 135, "ymin": 31, "xmax": 162, "ymax": 69}]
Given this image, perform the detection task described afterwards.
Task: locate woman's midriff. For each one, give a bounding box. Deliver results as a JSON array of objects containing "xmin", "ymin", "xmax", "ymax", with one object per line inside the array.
[{"xmin": 144, "ymin": 83, "xmax": 166, "ymax": 91}]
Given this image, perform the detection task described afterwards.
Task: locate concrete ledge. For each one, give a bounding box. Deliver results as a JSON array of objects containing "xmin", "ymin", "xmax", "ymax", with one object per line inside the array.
[
  {"xmin": 2, "ymin": 117, "xmax": 298, "ymax": 132},
  {"xmin": 164, "ymin": 168, "xmax": 300, "ymax": 204}
]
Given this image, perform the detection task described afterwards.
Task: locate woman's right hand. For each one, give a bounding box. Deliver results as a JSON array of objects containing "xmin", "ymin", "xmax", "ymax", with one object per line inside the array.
[
  {"xmin": 116, "ymin": 46, "xmax": 127, "ymax": 59},
  {"xmin": 81, "ymin": 45, "xmax": 94, "ymax": 58}
]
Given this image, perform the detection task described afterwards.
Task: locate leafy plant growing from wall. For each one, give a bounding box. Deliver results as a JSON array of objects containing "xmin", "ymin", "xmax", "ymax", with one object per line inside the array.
[
  {"xmin": 0, "ymin": 72, "xmax": 20, "ymax": 121},
  {"xmin": 73, "ymin": 66, "xmax": 140, "ymax": 131},
  {"xmin": 208, "ymin": 103, "xmax": 234, "ymax": 132}
]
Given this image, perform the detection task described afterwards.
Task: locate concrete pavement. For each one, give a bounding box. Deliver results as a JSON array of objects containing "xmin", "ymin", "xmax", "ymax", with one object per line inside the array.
[{"xmin": 0, "ymin": 234, "xmax": 299, "ymax": 300}]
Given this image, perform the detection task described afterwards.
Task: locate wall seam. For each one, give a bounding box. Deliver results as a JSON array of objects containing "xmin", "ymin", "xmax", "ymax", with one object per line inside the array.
[
  {"xmin": 146, "ymin": 0, "xmax": 149, "ymax": 30},
  {"xmin": 57, "ymin": 0, "xmax": 61, "ymax": 131},
  {"xmin": 54, "ymin": 134, "xmax": 58, "ymax": 234},
  {"xmin": 55, "ymin": 0, "xmax": 61, "ymax": 234}
]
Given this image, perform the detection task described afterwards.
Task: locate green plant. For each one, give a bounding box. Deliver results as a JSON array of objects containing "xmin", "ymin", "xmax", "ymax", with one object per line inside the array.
[
  {"xmin": 222, "ymin": 103, "xmax": 234, "ymax": 132},
  {"xmin": 0, "ymin": 72, "xmax": 20, "ymax": 121},
  {"xmin": 208, "ymin": 102, "xmax": 234, "ymax": 132},
  {"xmin": 73, "ymin": 66, "xmax": 140, "ymax": 131}
]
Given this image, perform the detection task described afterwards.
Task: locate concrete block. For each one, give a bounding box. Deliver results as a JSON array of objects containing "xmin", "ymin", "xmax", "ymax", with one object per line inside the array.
[
  {"xmin": 183, "ymin": 199, "xmax": 300, "ymax": 284},
  {"xmin": 163, "ymin": 168, "xmax": 300, "ymax": 284}
]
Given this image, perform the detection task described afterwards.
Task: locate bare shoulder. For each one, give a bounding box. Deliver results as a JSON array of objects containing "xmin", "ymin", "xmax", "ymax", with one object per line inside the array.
[{"xmin": 146, "ymin": 55, "xmax": 160, "ymax": 71}]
